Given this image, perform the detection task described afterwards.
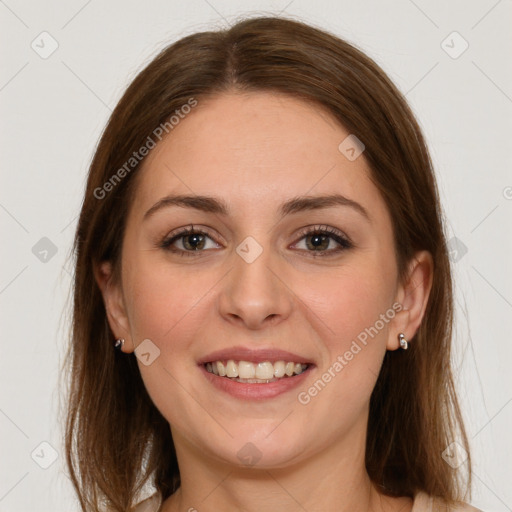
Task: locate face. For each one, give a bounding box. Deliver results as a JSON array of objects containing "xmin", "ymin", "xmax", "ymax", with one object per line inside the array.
[{"xmin": 99, "ymin": 91, "xmax": 430, "ymax": 470}]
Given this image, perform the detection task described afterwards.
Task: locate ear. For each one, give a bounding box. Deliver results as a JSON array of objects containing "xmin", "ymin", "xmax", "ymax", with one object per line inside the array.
[
  {"xmin": 387, "ymin": 250, "xmax": 434, "ymax": 351},
  {"xmin": 94, "ymin": 261, "xmax": 133, "ymax": 353}
]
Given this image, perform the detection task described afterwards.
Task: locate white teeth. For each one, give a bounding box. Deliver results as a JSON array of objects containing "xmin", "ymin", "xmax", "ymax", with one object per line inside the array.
[
  {"xmin": 274, "ymin": 360, "xmax": 286, "ymax": 378},
  {"xmin": 238, "ymin": 361, "xmax": 255, "ymax": 379},
  {"xmin": 256, "ymin": 362, "xmax": 274, "ymax": 380},
  {"xmin": 205, "ymin": 359, "xmax": 309, "ymax": 380},
  {"xmin": 225, "ymin": 360, "xmax": 238, "ymax": 378},
  {"xmin": 217, "ymin": 361, "xmax": 226, "ymax": 377}
]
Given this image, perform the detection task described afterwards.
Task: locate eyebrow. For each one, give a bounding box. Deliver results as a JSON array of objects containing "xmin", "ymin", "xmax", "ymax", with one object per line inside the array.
[{"xmin": 143, "ymin": 193, "xmax": 371, "ymax": 222}]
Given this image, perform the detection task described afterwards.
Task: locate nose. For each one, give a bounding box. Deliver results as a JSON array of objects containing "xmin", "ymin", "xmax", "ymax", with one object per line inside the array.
[{"xmin": 217, "ymin": 242, "xmax": 293, "ymax": 330}]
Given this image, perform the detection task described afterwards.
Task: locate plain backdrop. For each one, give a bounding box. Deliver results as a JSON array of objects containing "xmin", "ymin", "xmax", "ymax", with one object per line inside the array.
[{"xmin": 1, "ymin": 1, "xmax": 511, "ymax": 511}]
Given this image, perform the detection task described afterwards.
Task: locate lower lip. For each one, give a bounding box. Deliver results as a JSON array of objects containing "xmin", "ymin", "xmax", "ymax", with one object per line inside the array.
[{"xmin": 199, "ymin": 364, "xmax": 314, "ymax": 400}]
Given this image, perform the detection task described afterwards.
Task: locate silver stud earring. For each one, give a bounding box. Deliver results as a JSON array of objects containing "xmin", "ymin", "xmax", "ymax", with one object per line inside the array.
[
  {"xmin": 398, "ymin": 333, "xmax": 408, "ymax": 350},
  {"xmin": 114, "ymin": 338, "xmax": 125, "ymax": 351}
]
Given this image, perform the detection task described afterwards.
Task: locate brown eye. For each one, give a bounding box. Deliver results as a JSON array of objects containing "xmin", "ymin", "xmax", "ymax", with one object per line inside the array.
[
  {"xmin": 180, "ymin": 233, "xmax": 207, "ymax": 250},
  {"xmin": 293, "ymin": 225, "xmax": 353, "ymax": 257},
  {"xmin": 305, "ymin": 233, "xmax": 331, "ymax": 251},
  {"xmin": 160, "ymin": 226, "xmax": 220, "ymax": 256}
]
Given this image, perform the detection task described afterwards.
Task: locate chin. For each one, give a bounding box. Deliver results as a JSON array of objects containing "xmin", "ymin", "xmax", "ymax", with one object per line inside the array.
[{"xmin": 196, "ymin": 426, "xmax": 309, "ymax": 470}]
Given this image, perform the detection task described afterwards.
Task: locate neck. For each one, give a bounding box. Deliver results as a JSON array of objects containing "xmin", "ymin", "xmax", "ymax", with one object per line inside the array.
[{"xmin": 162, "ymin": 420, "xmax": 409, "ymax": 512}]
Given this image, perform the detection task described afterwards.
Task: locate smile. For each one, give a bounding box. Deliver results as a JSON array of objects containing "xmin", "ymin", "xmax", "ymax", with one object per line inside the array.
[{"xmin": 205, "ymin": 359, "xmax": 309, "ymax": 383}]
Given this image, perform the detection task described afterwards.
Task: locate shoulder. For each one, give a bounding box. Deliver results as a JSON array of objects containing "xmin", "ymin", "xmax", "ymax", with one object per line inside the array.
[
  {"xmin": 131, "ymin": 492, "xmax": 163, "ymax": 512},
  {"xmin": 413, "ymin": 491, "xmax": 484, "ymax": 512}
]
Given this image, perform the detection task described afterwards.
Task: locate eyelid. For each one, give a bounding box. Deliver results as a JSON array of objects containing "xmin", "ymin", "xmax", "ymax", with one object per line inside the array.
[
  {"xmin": 162, "ymin": 224, "xmax": 216, "ymax": 242},
  {"xmin": 292, "ymin": 224, "xmax": 352, "ymax": 245}
]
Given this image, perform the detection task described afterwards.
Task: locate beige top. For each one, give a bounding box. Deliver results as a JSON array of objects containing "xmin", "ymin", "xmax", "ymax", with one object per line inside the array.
[{"xmin": 132, "ymin": 491, "xmax": 484, "ymax": 512}]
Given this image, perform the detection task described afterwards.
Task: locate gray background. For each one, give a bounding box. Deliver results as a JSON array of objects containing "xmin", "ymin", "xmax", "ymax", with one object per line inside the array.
[{"xmin": 1, "ymin": 0, "xmax": 511, "ymax": 510}]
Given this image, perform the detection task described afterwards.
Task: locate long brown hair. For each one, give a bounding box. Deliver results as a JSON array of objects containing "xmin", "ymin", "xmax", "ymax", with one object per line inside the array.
[{"xmin": 63, "ymin": 15, "xmax": 471, "ymax": 511}]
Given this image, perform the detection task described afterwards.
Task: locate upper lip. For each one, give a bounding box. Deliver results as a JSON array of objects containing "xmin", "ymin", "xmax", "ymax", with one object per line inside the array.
[{"xmin": 198, "ymin": 346, "xmax": 314, "ymax": 365}]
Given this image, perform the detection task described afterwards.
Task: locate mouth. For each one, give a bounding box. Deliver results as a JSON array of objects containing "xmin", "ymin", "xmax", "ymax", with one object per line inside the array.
[
  {"xmin": 198, "ymin": 346, "xmax": 315, "ymax": 399},
  {"xmin": 204, "ymin": 359, "xmax": 311, "ymax": 383}
]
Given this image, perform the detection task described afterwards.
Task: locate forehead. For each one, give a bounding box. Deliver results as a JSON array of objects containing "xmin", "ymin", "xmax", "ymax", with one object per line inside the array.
[{"xmin": 129, "ymin": 91, "xmax": 387, "ymax": 223}]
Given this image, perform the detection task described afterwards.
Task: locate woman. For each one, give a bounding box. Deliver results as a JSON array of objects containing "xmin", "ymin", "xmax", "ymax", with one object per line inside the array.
[{"xmin": 64, "ymin": 15, "xmax": 482, "ymax": 512}]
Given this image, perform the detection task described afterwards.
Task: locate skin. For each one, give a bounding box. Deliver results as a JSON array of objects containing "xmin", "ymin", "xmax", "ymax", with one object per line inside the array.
[{"xmin": 96, "ymin": 91, "xmax": 433, "ymax": 512}]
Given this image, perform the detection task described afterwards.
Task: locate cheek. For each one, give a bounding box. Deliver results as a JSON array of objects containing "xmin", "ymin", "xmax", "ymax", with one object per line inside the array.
[
  {"xmin": 122, "ymin": 258, "xmax": 211, "ymax": 423},
  {"xmin": 123, "ymin": 255, "xmax": 210, "ymax": 341},
  {"xmin": 295, "ymin": 259, "xmax": 395, "ymax": 392},
  {"xmin": 301, "ymin": 264, "xmax": 394, "ymax": 344}
]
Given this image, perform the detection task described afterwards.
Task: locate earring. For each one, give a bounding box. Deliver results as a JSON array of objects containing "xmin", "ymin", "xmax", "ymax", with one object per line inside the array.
[
  {"xmin": 114, "ymin": 338, "xmax": 125, "ymax": 351},
  {"xmin": 398, "ymin": 333, "xmax": 408, "ymax": 350}
]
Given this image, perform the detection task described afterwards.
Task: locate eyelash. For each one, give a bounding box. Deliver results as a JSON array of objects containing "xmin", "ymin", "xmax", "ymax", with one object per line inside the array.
[{"xmin": 159, "ymin": 224, "xmax": 353, "ymax": 258}]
